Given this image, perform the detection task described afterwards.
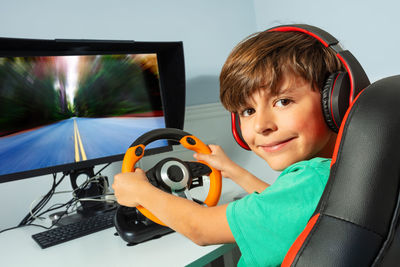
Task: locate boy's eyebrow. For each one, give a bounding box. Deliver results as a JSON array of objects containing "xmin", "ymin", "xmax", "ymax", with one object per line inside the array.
[{"xmin": 275, "ymin": 86, "xmax": 296, "ymax": 96}]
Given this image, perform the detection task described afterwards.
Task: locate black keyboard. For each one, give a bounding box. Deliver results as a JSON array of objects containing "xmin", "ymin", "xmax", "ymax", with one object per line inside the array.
[{"xmin": 32, "ymin": 210, "xmax": 116, "ymax": 249}]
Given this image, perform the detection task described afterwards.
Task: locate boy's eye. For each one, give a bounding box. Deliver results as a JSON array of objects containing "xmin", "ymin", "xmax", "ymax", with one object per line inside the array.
[
  {"xmin": 240, "ymin": 108, "xmax": 255, "ymax": 117},
  {"xmin": 274, "ymin": 98, "xmax": 292, "ymax": 107}
]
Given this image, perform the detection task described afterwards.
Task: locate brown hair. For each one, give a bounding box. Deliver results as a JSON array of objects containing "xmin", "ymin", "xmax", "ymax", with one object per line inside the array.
[{"xmin": 219, "ymin": 30, "xmax": 344, "ymax": 112}]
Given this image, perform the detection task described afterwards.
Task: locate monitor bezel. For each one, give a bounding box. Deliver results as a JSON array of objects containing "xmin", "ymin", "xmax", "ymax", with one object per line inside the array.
[{"xmin": 0, "ymin": 37, "xmax": 186, "ymax": 183}]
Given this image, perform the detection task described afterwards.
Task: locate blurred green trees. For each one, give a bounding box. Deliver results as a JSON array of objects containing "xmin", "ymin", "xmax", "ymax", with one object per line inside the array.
[
  {"xmin": 74, "ymin": 55, "xmax": 160, "ymax": 117},
  {"xmin": 0, "ymin": 57, "xmax": 72, "ymax": 136},
  {"xmin": 0, "ymin": 54, "xmax": 162, "ymax": 137}
]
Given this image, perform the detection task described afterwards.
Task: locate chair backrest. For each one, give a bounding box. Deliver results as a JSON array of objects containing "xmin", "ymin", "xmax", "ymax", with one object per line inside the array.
[{"xmin": 282, "ymin": 75, "xmax": 400, "ymax": 266}]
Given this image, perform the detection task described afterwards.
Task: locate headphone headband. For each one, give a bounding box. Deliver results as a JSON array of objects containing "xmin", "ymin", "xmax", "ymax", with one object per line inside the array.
[
  {"xmin": 268, "ymin": 24, "xmax": 370, "ymax": 103},
  {"xmin": 268, "ymin": 24, "xmax": 339, "ymax": 47}
]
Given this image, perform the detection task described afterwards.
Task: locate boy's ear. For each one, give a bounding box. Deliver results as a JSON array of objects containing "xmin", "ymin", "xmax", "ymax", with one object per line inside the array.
[{"xmin": 321, "ymin": 72, "xmax": 350, "ymax": 133}]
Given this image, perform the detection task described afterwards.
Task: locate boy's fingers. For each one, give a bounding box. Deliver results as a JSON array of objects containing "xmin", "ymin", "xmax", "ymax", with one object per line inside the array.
[
  {"xmin": 194, "ymin": 152, "xmax": 210, "ymax": 160},
  {"xmin": 134, "ymin": 168, "xmax": 145, "ymax": 175},
  {"xmin": 193, "ymin": 152, "xmax": 201, "ymax": 160},
  {"xmin": 208, "ymin": 144, "xmax": 219, "ymax": 153},
  {"xmin": 208, "ymin": 144, "xmax": 216, "ymax": 149}
]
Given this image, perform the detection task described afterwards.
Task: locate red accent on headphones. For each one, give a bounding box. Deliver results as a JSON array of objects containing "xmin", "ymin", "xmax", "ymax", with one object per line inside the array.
[
  {"xmin": 268, "ymin": 26, "xmax": 330, "ymax": 47},
  {"xmin": 231, "ymin": 113, "xmax": 250, "ymax": 150},
  {"xmin": 231, "ymin": 24, "xmax": 370, "ymax": 150}
]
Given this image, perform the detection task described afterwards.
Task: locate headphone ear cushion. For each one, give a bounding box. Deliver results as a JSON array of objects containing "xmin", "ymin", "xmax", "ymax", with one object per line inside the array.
[
  {"xmin": 321, "ymin": 73, "xmax": 340, "ymax": 133},
  {"xmin": 231, "ymin": 112, "xmax": 251, "ymax": 150}
]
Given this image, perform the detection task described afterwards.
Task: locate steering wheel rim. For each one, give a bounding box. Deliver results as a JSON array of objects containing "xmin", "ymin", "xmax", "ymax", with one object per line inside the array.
[{"xmin": 121, "ymin": 128, "xmax": 222, "ymax": 226}]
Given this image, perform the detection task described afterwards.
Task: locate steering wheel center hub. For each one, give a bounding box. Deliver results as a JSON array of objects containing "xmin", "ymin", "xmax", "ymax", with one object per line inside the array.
[{"xmin": 159, "ymin": 159, "xmax": 189, "ymax": 191}]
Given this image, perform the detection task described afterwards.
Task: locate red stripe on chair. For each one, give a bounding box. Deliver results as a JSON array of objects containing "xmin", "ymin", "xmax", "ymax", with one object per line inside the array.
[{"xmin": 281, "ymin": 213, "xmax": 320, "ymax": 267}]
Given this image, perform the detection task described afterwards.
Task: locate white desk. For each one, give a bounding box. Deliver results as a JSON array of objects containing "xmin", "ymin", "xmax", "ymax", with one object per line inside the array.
[
  {"xmin": 0, "ymin": 224, "xmax": 236, "ymax": 267},
  {"xmin": 0, "ymin": 180, "xmax": 243, "ymax": 267}
]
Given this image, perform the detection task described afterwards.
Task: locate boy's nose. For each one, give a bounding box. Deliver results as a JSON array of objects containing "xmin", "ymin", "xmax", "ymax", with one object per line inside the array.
[{"xmin": 253, "ymin": 112, "xmax": 277, "ymax": 134}]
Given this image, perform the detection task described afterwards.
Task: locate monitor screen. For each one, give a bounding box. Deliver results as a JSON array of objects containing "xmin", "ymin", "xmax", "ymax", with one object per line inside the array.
[{"xmin": 0, "ymin": 39, "xmax": 186, "ymax": 183}]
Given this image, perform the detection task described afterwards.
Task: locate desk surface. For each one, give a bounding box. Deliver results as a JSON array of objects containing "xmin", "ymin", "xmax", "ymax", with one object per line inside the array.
[
  {"xmin": 1, "ymin": 225, "xmax": 235, "ymax": 267},
  {"xmin": 0, "ymin": 178, "xmax": 243, "ymax": 267},
  {"xmin": 1, "ymin": 180, "xmax": 243, "ymax": 267}
]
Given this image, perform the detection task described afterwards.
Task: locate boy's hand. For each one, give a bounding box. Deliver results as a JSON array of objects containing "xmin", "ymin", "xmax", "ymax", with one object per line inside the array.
[
  {"xmin": 112, "ymin": 168, "xmax": 149, "ymax": 207},
  {"xmin": 194, "ymin": 144, "xmax": 270, "ymax": 193},
  {"xmin": 193, "ymin": 144, "xmax": 236, "ymax": 178}
]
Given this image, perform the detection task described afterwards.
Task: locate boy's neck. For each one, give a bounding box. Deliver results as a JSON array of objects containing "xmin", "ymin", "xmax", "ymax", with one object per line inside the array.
[{"xmin": 316, "ymin": 133, "xmax": 337, "ymax": 159}]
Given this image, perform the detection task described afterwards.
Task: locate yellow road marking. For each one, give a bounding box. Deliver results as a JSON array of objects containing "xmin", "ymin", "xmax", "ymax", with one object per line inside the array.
[
  {"xmin": 73, "ymin": 119, "xmax": 87, "ymax": 162},
  {"xmin": 74, "ymin": 120, "xmax": 80, "ymax": 162}
]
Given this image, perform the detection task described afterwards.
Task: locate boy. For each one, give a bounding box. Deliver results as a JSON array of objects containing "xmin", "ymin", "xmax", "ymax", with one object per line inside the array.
[{"xmin": 112, "ymin": 28, "xmax": 343, "ymax": 266}]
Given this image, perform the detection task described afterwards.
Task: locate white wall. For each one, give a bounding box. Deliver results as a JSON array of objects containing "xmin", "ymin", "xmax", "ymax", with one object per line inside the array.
[
  {"xmin": 253, "ymin": 0, "xmax": 400, "ymax": 83},
  {"xmin": 0, "ymin": 0, "xmax": 257, "ymax": 106},
  {"xmin": 0, "ymin": 0, "xmax": 273, "ymax": 230}
]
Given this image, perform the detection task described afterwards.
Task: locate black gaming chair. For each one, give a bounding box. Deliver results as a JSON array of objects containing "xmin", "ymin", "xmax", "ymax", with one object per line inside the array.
[{"xmin": 282, "ymin": 75, "xmax": 400, "ymax": 266}]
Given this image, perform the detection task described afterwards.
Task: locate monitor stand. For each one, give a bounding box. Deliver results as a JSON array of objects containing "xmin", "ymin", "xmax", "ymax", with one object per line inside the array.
[{"xmin": 51, "ymin": 167, "xmax": 117, "ymax": 226}]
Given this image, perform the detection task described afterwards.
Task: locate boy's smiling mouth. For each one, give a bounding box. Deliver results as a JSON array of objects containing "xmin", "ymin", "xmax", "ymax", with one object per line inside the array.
[{"xmin": 258, "ymin": 137, "xmax": 297, "ymax": 153}]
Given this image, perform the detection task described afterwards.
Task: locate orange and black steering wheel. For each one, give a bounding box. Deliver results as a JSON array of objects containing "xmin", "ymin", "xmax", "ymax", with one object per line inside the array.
[{"xmin": 119, "ymin": 128, "xmax": 222, "ymax": 226}]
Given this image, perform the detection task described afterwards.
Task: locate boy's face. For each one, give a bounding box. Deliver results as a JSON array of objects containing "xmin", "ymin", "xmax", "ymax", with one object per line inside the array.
[{"xmin": 239, "ymin": 73, "xmax": 337, "ymax": 171}]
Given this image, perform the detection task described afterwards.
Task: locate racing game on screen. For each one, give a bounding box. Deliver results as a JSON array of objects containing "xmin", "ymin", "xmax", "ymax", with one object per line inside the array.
[{"xmin": 0, "ymin": 53, "xmax": 167, "ymax": 176}]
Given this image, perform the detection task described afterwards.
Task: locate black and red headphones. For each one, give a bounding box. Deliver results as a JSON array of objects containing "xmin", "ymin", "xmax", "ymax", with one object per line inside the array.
[{"xmin": 231, "ymin": 24, "xmax": 370, "ymax": 150}]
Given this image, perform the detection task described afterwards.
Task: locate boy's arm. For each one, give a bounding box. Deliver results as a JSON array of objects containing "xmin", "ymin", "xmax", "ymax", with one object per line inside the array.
[
  {"xmin": 112, "ymin": 169, "xmax": 235, "ymax": 246},
  {"xmin": 224, "ymin": 162, "xmax": 270, "ymax": 194},
  {"xmin": 194, "ymin": 145, "xmax": 269, "ymax": 193}
]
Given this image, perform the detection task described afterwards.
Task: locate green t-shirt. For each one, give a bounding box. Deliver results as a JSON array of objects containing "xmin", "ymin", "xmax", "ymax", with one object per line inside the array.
[{"xmin": 226, "ymin": 157, "xmax": 331, "ymax": 267}]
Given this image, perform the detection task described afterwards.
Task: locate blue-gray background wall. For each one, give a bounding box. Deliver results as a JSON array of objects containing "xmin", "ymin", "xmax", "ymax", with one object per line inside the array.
[
  {"xmin": 2, "ymin": 0, "xmax": 399, "ymax": 107},
  {"xmin": 253, "ymin": 0, "xmax": 400, "ymax": 84},
  {"xmin": 2, "ymin": 0, "xmax": 400, "ymax": 107},
  {"xmin": 0, "ymin": 0, "xmax": 257, "ymax": 106},
  {"xmin": 0, "ymin": 0, "xmax": 259, "ymax": 229}
]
